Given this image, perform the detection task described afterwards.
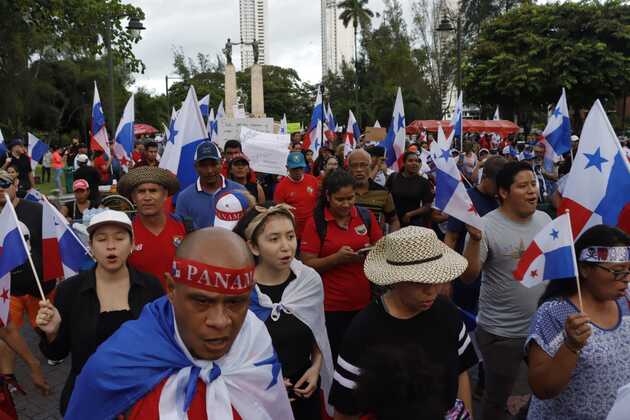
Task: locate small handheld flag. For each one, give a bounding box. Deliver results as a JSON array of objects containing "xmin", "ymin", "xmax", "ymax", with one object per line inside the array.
[
  {"xmin": 27, "ymin": 133, "xmax": 49, "ymax": 172},
  {"xmin": 451, "ymin": 91, "xmax": 463, "ymax": 151},
  {"xmin": 279, "ymin": 114, "xmax": 288, "ymax": 135},
  {"xmin": 344, "ymin": 110, "xmax": 360, "ymax": 158},
  {"xmin": 114, "ymin": 94, "xmax": 135, "ymax": 168},
  {"xmin": 493, "ymin": 106, "xmax": 500, "ymax": 121},
  {"xmin": 198, "ymin": 94, "xmax": 210, "ymax": 119},
  {"xmin": 302, "ymin": 90, "xmax": 324, "ymax": 159}
]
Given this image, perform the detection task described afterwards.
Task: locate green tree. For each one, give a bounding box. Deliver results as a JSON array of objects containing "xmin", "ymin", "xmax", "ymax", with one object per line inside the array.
[
  {"xmin": 464, "ymin": 0, "xmax": 630, "ymax": 130},
  {"xmin": 338, "ymin": 0, "xmax": 374, "ymax": 121}
]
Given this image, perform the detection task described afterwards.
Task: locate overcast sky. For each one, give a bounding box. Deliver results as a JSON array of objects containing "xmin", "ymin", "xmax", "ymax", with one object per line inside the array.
[{"xmin": 127, "ymin": 0, "xmax": 415, "ymax": 96}]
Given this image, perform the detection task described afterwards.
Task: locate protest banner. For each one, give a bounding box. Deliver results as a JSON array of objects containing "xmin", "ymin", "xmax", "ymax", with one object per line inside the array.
[
  {"xmin": 241, "ymin": 127, "xmax": 290, "ymax": 176},
  {"xmin": 215, "ymin": 118, "xmax": 274, "ymax": 148}
]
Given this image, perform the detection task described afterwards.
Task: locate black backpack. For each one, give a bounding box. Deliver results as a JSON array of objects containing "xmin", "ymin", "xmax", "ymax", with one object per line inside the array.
[{"xmin": 313, "ymin": 205, "xmax": 372, "ymax": 252}]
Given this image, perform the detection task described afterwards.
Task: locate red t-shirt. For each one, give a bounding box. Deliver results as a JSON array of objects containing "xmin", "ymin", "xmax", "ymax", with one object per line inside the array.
[
  {"xmin": 273, "ymin": 174, "xmax": 320, "ymax": 238},
  {"xmin": 127, "ymin": 215, "xmax": 186, "ymax": 289},
  {"xmin": 93, "ymin": 155, "xmax": 110, "ymax": 184},
  {"xmin": 301, "ymin": 206, "xmax": 382, "ymax": 312},
  {"xmin": 126, "ymin": 378, "xmax": 242, "ymax": 420}
]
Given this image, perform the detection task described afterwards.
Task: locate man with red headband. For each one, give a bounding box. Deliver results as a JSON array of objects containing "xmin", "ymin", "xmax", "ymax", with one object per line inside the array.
[{"xmin": 64, "ymin": 228, "xmax": 294, "ymax": 420}]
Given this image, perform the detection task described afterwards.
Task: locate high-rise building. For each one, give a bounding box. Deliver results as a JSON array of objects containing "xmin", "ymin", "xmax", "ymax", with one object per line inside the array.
[
  {"xmin": 239, "ymin": 0, "xmax": 268, "ymax": 69},
  {"xmin": 321, "ymin": 0, "xmax": 355, "ymax": 76}
]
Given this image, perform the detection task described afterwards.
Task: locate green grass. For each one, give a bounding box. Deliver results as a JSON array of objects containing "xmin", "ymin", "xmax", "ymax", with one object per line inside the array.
[{"xmin": 33, "ymin": 166, "xmax": 71, "ymax": 195}]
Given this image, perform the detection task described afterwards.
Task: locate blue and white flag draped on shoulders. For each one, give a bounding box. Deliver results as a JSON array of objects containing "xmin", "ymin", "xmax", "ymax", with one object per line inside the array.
[
  {"xmin": 65, "ymin": 296, "xmax": 294, "ymax": 420},
  {"xmin": 249, "ymin": 258, "xmax": 334, "ymax": 416}
]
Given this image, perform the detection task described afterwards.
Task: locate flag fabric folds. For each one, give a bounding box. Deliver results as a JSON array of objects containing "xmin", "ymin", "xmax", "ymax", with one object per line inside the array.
[
  {"xmin": 302, "ymin": 90, "xmax": 325, "ymax": 159},
  {"xmin": 207, "ymin": 108, "xmax": 215, "ymax": 140},
  {"xmin": 0, "ymin": 203, "xmax": 29, "ymax": 326},
  {"xmin": 430, "ymin": 126, "xmax": 484, "ymax": 231},
  {"xmin": 451, "ymin": 91, "xmax": 464, "ymax": 146},
  {"xmin": 199, "ymin": 94, "xmax": 210, "ymax": 119},
  {"xmin": 91, "ymin": 82, "xmax": 110, "ymax": 157},
  {"xmin": 27, "ymin": 133, "xmax": 49, "ymax": 172},
  {"xmin": 209, "ymin": 100, "xmax": 225, "ymax": 142},
  {"xmin": 382, "ymin": 87, "xmax": 406, "ymax": 170},
  {"xmin": 513, "ymin": 213, "xmax": 577, "ymax": 288},
  {"xmin": 344, "ymin": 110, "xmax": 360, "ymax": 158},
  {"xmin": 542, "ymin": 88, "xmax": 571, "ymax": 171},
  {"xmin": 114, "ymin": 94, "xmax": 135, "ymax": 168},
  {"xmin": 493, "ymin": 106, "xmax": 500, "ymax": 121},
  {"xmin": 559, "ymin": 100, "xmax": 630, "ymax": 237},
  {"xmin": 279, "ymin": 114, "xmax": 288, "ymax": 135},
  {"xmin": 42, "ymin": 200, "xmax": 93, "ymax": 281},
  {"xmin": 159, "ymin": 86, "xmax": 208, "ymax": 190}
]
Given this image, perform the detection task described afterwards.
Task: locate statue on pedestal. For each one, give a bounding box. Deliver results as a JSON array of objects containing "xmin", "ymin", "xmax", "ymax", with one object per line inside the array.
[{"xmin": 252, "ymin": 39, "xmax": 260, "ymax": 64}]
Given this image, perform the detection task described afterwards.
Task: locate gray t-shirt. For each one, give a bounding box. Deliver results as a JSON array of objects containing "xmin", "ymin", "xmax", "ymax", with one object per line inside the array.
[{"xmin": 467, "ymin": 208, "xmax": 551, "ymax": 338}]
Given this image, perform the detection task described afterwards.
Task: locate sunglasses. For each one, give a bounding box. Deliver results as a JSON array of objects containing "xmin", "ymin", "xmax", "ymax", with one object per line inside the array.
[
  {"xmin": 595, "ymin": 264, "xmax": 630, "ymax": 281},
  {"xmin": 0, "ymin": 179, "xmax": 13, "ymax": 189}
]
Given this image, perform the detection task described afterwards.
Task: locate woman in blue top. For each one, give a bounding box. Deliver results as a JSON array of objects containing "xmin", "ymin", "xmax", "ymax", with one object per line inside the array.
[{"xmin": 526, "ymin": 225, "xmax": 630, "ymax": 420}]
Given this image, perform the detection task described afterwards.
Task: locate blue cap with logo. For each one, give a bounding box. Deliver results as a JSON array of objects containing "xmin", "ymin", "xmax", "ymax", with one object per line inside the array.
[
  {"xmin": 287, "ymin": 151, "xmax": 307, "ymax": 169},
  {"xmin": 195, "ymin": 141, "xmax": 222, "ymax": 162}
]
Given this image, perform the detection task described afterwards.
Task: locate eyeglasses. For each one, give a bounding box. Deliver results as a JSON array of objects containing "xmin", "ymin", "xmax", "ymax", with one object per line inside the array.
[
  {"xmin": 595, "ymin": 264, "xmax": 630, "ymax": 281},
  {"xmin": 0, "ymin": 179, "xmax": 13, "ymax": 189}
]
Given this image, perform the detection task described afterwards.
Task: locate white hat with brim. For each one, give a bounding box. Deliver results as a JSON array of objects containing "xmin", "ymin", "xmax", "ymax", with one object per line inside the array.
[
  {"xmin": 364, "ymin": 226, "xmax": 468, "ymax": 286},
  {"xmin": 87, "ymin": 209, "xmax": 133, "ymax": 237}
]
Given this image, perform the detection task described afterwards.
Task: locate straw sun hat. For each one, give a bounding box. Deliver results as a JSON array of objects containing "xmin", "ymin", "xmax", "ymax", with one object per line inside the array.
[
  {"xmin": 364, "ymin": 226, "xmax": 468, "ymax": 286},
  {"xmin": 118, "ymin": 166, "xmax": 180, "ymax": 198}
]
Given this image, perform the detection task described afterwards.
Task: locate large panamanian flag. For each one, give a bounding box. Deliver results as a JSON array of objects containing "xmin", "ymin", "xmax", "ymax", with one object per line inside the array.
[
  {"xmin": 114, "ymin": 94, "xmax": 135, "ymax": 168},
  {"xmin": 0, "ymin": 200, "xmax": 29, "ymax": 326},
  {"xmin": 27, "ymin": 133, "xmax": 49, "ymax": 171},
  {"xmin": 558, "ymin": 100, "xmax": 630, "ymax": 238},
  {"xmin": 513, "ymin": 212, "xmax": 577, "ymax": 287},
  {"xmin": 91, "ymin": 82, "xmax": 110, "ymax": 157},
  {"xmin": 382, "ymin": 87, "xmax": 406, "ymax": 170}
]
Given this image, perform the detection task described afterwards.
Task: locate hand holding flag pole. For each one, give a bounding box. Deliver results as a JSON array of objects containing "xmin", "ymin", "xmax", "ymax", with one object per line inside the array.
[{"xmin": 4, "ymin": 194, "xmax": 46, "ymax": 301}]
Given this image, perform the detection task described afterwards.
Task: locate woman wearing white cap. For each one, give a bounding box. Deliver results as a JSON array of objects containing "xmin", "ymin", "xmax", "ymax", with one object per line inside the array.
[
  {"xmin": 34, "ymin": 210, "xmax": 164, "ymax": 416},
  {"xmin": 329, "ymin": 226, "xmax": 478, "ymax": 419}
]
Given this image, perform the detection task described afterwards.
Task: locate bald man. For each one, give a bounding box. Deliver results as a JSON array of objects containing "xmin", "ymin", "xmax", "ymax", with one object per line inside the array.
[
  {"xmin": 65, "ymin": 228, "xmax": 294, "ymax": 420},
  {"xmin": 348, "ymin": 149, "xmax": 400, "ymax": 233}
]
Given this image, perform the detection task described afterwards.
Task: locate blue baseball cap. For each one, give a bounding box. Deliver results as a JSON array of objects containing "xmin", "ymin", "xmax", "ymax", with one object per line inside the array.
[
  {"xmin": 287, "ymin": 152, "xmax": 307, "ymax": 169},
  {"xmin": 195, "ymin": 141, "xmax": 222, "ymax": 162}
]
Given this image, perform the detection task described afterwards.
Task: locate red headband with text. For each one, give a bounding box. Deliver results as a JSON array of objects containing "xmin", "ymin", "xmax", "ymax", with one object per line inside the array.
[{"xmin": 171, "ymin": 258, "xmax": 255, "ymax": 295}]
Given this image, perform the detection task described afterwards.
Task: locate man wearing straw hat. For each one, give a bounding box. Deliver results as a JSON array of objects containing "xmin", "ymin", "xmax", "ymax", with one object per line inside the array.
[
  {"xmin": 330, "ymin": 226, "xmax": 478, "ymax": 419},
  {"xmin": 119, "ymin": 166, "xmax": 192, "ymax": 290}
]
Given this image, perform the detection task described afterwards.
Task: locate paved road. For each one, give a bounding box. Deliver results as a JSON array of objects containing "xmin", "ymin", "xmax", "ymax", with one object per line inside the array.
[{"xmin": 13, "ymin": 326, "xmax": 68, "ymax": 419}]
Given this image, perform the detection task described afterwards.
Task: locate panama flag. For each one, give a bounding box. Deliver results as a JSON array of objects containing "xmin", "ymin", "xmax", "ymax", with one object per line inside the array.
[
  {"xmin": 199, "ymin": 94, "xmax": 210, "ymax": 119},
  {"xmin": 451, "ymin": 91, "xmax": 463, "ymax": 146},
  {"xmin": 302, "ymin": 89, "xmax": 325, "ymax": 159},
  {"xmin": 207, "ymin": 108, "xmax": 215, "ymax": 139},
  {"xmin": 430, "ymin": 125, "xmax": 483, "ymax": 230},
  {"xmin": 514, "ymin": 213, "xmax": 577, "ymax": 287},
  {"xmin": 27, "ymin": 133, "xmax": 49, "ymax": 171},
  {"xmin": 210, "ymin": 100, "xmax": 225, "ymax": 141},
  {"xmin": 542, "ymin": 88, "xmax": 571, "ymax": 171},
  {"xmin": 91, "ymin": 82, "xmax": 110, "ymax": 157},
  {"xmin": 559, "ymin": 100, "xmax": 630, "ymax": 238},
  {"xmin": 24, "ymin": 189, "xmax": 45, "ymax": 203},
  {"xmin": 382, "ymin": 87, "xmax": 406, "ymax": 170},
  {"xmin": 42, "ymin": 200, "xmax": 93, "ymax": 280},
  {"xmin": 114, "ymin": 94, "xmax": 134, "ymax": 167},
  {"xmin": 279, "ymin": 114, "xmax": 288, "ymax": 134},
  {"xmin": 0, "ymin": 129, "xmax": 5, "ymax": 157},
  {"xmin": 344, "ymin": 110, "xmax": 361, "ymax": 157},
  {"xmin": 160, "ymin": 108, "xmax": 179, "ymax": 172},
  {"xmin": 324, "ymin": 103, "xmax": 336, "ymax": 142},
  {"xmin": 493, "ymin": 106, "xmax": 500, "ymax": 121},
  {"xmin": 159, "ymin": 85, "xmax": 207, "ymax": 189},
  {"xmin": 0, "ymin": 200, "xmax": 29, "ymax": 326}
]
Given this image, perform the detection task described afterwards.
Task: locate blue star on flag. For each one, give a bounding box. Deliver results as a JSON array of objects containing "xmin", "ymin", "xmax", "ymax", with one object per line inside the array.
[
  {"xmin": 168, "ymin": 120, "xmax": 178, "ymax": 144},
  {"xmin": 583, "ymin": 147, "xmax": 608, "ymax": 172},
  {"xmin": 552, "ymin": 107, "xmax": 562, "ymax": 118},
  {"xmin": 397, "ymin": 114, "xmax": 405, "ymax": 131},
  {"xmin": 440, "ymin": 148, "xmax": 451, "ymax": 161},
  {"xmin": 254, "ymin": 352, "xmax": 281, "ymax": 390},
  {"xmin": 550, "ymin": 228, "xmax": 559, "ymax": 240}
]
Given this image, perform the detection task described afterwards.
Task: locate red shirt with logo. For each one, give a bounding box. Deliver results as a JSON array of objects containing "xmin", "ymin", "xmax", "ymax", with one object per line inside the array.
[
  {"xmin": 273, "ymin": 174, "xmax": 320, "ymax": 238},
  {"xmin": 301, "ymin": 206, "xmax": 382, "ymax": 312},
  {"xmin": 125, "ymin": 378, "xmax": 242, "ymax": 420},
  {"xmin": 127, "ymin": 215, "xmax": 186, "ymax": 289}
]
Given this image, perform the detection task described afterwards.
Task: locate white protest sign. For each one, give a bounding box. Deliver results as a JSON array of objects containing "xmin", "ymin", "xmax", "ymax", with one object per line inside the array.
[
  {"xmin": 216, "ymin": 118, "xmax": 274, "ymax": 148},
  {"xmin": 241, "ymin": 127, "xmax": 290, "ymax": 176}
]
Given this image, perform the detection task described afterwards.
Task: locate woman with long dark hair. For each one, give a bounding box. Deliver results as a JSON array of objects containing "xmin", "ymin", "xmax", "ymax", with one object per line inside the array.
[
  {"xmin": 300, "ymin": 169, "xmax": 382, "ymax": 360},
  {"xmin": 526, "ymin": 225, "xmax": 630, "ymax": 419},
  {"xmin": 234, "ymin": 203, "xmax": 333, "ymax": 419}
]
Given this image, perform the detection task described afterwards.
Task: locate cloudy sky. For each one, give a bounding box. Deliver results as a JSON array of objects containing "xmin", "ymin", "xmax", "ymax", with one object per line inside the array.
[{"xmin": 127, "ymin": 0, "xmax": 415, "ymax": 95}]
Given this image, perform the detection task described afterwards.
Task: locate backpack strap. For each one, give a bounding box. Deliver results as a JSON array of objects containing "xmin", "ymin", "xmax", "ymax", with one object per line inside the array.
[
  {"xmin": 313, "ymin": 206, "xmax": 327, "ymax": 254},
  {"xmin": 356, "ymin": 205, "xmax": 372, "ymax": 235}
]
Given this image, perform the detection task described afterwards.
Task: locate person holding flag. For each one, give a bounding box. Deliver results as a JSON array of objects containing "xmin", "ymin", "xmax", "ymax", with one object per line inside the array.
[
  {"xmin": 35, "ymin": 209, "xmax": 164, "ymax": 416},
  {"xmin": 64, "ymin": 228, "xmax": 294, "ymax": 420},
  {"xmin": 524, "ymin": 224, "xmax": 630, "ymax": 420}
]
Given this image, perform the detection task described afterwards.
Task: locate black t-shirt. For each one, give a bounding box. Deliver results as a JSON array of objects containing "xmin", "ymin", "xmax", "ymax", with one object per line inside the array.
[
  {"xmin": 73, "ymin": 166, "xmax": 101, "ymax": 201},
  {"xmin": 11, "ymin": 199, "xmax": 55, "ymax": 297},
  {"xmin": 329, "ymin": 296, "xmax": 478, "ymax": 417},
  {"xmin": 63, "ymin": 199, "xmax": 100, "ymax": 221},
  {"xmin": 12, "ymin": 154, "xmax": 32, "ymax": 192},
  {"xmin": 258, "ymin": 273, "xmax": 316, "ymax": 382},
  {"xmin": 386, "ymin": 172, "xmax": 434, "ymax": 226}
]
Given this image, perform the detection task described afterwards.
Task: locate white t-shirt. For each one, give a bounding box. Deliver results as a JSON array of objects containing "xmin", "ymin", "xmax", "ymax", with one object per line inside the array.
[{"xmin": 607, "ymin": 383, "xmax": 630, "ymax": 420}]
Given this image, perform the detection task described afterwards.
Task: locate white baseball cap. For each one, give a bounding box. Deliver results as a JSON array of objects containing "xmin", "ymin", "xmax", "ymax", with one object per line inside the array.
[
  {"xmin": 214, "ymin": 191, "xmax": 250, "ymax": 230},
  {"xmin": 76, "ymin": 154, "xmax": 89, "ymax": 163},
  {"xmin": 87, "ymin": 209, "xmax": 133, "ymax": 236}
]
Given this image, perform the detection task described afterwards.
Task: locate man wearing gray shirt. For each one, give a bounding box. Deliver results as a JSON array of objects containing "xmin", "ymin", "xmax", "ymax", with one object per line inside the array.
[{"xmin": 462, "ymin": 161, "xmax": 551, "ymax": 420}]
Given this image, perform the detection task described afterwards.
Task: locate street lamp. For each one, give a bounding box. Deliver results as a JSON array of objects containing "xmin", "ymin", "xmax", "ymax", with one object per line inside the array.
[
  {"xmin": 104, "ymin": 16, "xmax": 146, "ymax": 136},
  {"xmin": 436, "ymin": 13, "xmax": 462, "ymax": 100}
]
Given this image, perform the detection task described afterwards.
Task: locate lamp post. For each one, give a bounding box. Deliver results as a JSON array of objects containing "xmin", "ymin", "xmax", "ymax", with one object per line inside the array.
[
  {"xmin": 104, "ymin": 16, "xmax": 145, "ymax": 135},
  {"xmin": 436, "ymin": 13, "xmax": 462, "ymax": 108}
]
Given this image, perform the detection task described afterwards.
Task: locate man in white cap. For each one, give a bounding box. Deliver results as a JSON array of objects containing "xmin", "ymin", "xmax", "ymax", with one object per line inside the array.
[
  {"xmin": 330, "ymin": 227, "xmax": 477, "ymax": 419},
  {"xmin": 73, "ymin": 153, "xmax": 101, "ymax": 202}
]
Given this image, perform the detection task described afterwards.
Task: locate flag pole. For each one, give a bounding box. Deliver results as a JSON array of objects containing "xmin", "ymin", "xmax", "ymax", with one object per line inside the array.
[
  {"xmin": 43, "ymin": 197, "xmax": 95, "ymax": 261},
  {"xmin": 4, "ymin": 194, "xmax": 46, "ymax": 301},
  {"xmin": 565, "ymin": 209, "xmax": 583, "ymax": 312}
]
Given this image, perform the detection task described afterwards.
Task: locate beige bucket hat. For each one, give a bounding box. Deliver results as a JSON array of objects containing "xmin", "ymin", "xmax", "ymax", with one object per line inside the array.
[{"xmin": 364, "ymin": 226, "xmax": 468, "ymax": 286}]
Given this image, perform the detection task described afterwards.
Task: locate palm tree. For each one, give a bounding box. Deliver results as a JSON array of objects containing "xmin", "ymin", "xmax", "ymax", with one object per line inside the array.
[{"xmin": 338, "ymin": 0, "xmax": 374, "ymax": 125}]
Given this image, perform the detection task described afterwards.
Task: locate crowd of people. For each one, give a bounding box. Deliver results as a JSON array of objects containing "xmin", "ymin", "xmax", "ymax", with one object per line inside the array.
[{"xmin": 0, "ymin": 125, "xmax": 628, "ymax": 420}]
